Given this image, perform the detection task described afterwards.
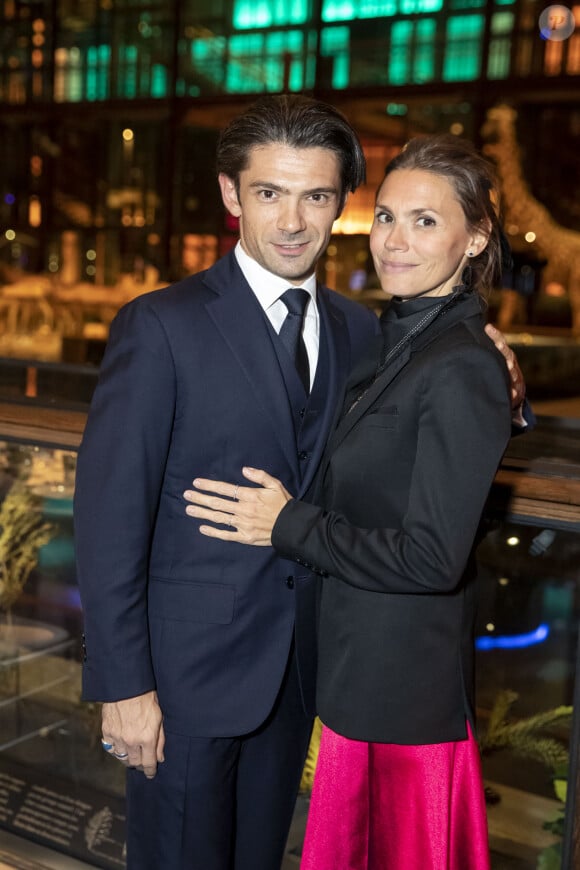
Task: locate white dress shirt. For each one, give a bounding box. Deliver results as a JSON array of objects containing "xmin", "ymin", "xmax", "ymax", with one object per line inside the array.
[{"xmin": 235, "ymin": 242, "xmax": 319, "ymax": 390}]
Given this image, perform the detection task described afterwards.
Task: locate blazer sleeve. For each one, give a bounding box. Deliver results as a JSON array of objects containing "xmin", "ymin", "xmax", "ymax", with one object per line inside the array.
[
  {"xmin": 74, "ymin": 298, "xmax": 176, "ymax": 701},
  {"xmin": 511, "ymin": 396, "xmax": 536, "ymax": 434},
  {"xmin": 272, "ymin": 343, "xmax": 512, "ymax": 596}
]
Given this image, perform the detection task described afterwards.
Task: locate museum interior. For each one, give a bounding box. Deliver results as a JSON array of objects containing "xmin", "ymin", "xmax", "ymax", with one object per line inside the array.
[{"xmin": 0, "ymin": 0, "xmax": 580, "ymax": 867}]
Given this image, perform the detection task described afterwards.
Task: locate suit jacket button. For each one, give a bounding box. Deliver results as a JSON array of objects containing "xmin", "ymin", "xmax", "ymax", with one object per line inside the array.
[
  {"xmin": 298, "ymin": 451, "xmax": 308, "ymax": 460},
  {"xmin": 285, "ymin": 576, "xmax": 295, "ymax": 589}
]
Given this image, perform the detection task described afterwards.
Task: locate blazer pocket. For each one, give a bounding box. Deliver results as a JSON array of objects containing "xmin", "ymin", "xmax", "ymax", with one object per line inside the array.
[
  {"xmin": 361, "ymin": 406, "xmax": 399, "ymax": 430},
  {"xmin": 149, "ymin": 577, "xmax": 236, "ymax": 624}
]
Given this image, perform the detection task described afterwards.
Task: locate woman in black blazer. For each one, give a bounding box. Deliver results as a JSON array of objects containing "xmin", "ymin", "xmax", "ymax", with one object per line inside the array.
[{"xmin": 185, "ymin": 135, "xmax": 513, "ymax": 869}]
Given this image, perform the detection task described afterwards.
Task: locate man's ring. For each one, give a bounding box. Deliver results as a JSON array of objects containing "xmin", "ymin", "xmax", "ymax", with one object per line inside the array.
[
  {"xmin": 233, "ymin": 485, "xmax": 239, "ymax": 501},
  {"xmin": 101, "ymin": 740, "xmax": 113, "ymax": 751},
  {"xmin": 113, "ymin": 752, "xmax": 129, "ymax": 759}
]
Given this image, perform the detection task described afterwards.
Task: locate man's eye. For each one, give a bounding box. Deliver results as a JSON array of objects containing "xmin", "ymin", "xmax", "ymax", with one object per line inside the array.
[{"xmin": 259, "ymin": 190, "xmax": 277, "ymax": 200}]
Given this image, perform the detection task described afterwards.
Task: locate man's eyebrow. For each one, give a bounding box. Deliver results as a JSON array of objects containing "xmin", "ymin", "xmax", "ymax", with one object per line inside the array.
[
  {"xmin": 305, "ymin": 186, "xmax": 340, "ymax": 196},
  {"xmin": 249, "ymin": 180, "xmax": 286, "ymax": 192},
  {"xmin": 248, "ymin": 181, "xmax": 339, "ymax": 196}
]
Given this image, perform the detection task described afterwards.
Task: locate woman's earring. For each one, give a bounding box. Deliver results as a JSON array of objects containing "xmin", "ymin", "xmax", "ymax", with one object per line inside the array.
[{"xmin": 466, "ymin": 250, "xmax": 474, "ymax": 257}]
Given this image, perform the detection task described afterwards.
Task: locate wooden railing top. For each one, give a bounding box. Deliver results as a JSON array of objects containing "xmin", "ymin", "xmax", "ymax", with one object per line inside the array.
[{"xmin": 0, "ymin": 402, "xmax": 578, "ymax": 524}]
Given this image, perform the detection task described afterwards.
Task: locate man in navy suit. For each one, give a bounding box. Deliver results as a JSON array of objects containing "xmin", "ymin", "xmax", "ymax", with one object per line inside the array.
[
  {"xmin": 74, "ymin": 95, "xmax": 379, "ymax": 870},
  {"xmin": 74, "ymin": 95, "xmax": 526, "ymax": 870}
]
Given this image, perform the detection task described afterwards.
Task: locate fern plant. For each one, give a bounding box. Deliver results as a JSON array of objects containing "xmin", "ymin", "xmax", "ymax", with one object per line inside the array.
[
  {"xmin": 479, "ymin": 689, "xmax": 572, "ymax": 870},
  {"xmin": 0, "ymin": 480, "xmax": 54, "ymax": 619}
]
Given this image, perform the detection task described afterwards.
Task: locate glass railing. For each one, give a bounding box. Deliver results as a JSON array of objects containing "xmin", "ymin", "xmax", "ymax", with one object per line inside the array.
[{"xmin": 0, "ymin": 410, "xmax": 578, "ymax": 867}]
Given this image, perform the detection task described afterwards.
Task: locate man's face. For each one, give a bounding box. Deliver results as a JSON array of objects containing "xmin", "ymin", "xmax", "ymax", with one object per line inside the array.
[{"xmin": 219, "ymin": 143, "xmax": 344, "ymax": 285}]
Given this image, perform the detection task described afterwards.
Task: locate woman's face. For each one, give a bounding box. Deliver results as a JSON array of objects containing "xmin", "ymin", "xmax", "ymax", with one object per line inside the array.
[{"xmin": 370, "ymin": 168, "xmax": 487, "ymax": 299}]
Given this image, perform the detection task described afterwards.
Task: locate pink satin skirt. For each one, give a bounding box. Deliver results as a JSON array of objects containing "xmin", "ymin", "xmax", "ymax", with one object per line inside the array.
[{"xmin": 300, "ymin": 722, "xmax": 490, "ymax": 870}]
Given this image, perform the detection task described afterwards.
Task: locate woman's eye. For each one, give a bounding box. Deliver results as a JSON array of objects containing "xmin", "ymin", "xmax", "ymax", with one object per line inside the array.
[
  {"xmin": 375, "ymin": 212, "xmax": 393, "ymax": 224},
  {"xmin": 417, "ymin": 216, "xmax": 436, "ymax": 227}
]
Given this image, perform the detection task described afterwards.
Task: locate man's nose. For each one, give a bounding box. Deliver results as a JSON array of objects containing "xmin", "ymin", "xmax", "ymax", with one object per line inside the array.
[{"xmin": 277, "ymin": 200, "xmax": 306, "ymax": 233}]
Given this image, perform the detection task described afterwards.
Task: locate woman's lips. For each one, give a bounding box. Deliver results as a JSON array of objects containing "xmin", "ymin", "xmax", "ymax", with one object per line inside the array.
[{"xmin": 380, "ymin": 261, "xmax": 417, "ymax": 272}]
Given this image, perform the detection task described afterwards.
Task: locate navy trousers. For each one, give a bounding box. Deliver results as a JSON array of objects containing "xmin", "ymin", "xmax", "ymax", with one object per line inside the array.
[{"xmin": 125, "ymin": 650, "xmax": 312, "ymax": 870}]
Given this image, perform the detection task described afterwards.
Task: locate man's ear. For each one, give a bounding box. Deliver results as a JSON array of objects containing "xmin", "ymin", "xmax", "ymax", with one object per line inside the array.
[
  {"xmin": 218, "ymin": 173, "xmax": 241, "ymax": 218},
  {"xmin": 334, "ymin": 191, "xmax": 349, "ymax": 222}
]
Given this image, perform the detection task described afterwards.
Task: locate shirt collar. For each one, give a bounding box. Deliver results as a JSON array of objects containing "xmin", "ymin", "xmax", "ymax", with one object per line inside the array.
[{"xmin": 234, "ymin": 241, "xmax": 317, "ymax": 311}]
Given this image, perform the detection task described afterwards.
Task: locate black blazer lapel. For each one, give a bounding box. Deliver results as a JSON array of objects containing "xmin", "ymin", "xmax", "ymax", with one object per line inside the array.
[
  {"xmin": 202, "ymin": 253, "xmax": 298, "ymax": 474},
  {"xmin": 327, "ymin": 345, "xmax": 412, "ymax": 455}
]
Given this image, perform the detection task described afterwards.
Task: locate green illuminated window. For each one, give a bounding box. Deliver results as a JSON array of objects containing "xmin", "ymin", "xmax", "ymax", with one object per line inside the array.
[
  {"xmin": 491, "ymin": 11, "xmax": 514, "ymax": 33},
  {"xmin": 188, "ymin": 28, "xmax": 308, "ymax": 94},
  {"xmin": 443, "ymin": 14, "xmax": 483, "ymax": 80},
  {"xmin": 320, "ymin": 26, "xmax": 350, "ymax": 88},
  {"xmin": 233, "ymin": 0, "xmax": 309, "ymax": 28},
  {"xmin": 118, "ymin": 45, "xmax": 138, "ymax": 98},
  {"xmin": 359, "ymin": 0, "xmax": 397, "ymax": 15},
  {"xmin": 322, "ymin": 0, "xmax": 356, "ymax": 20},
  {"xmin": 487, "ymin": 11, "xmax": 513, "ymax": 78},
  {"xmin": 86, "ymin": 45, "xmax": 110, "ymax": 101},
  {"xmin": 228, "ymin": 34, "xmax": 264, "ymax": 92},
  {"xmin": 322, "ymin": 0, "xmax": 397, "ymax": 20},
  {"xmin": 400, "ymin": 0, "xmax": 442, "ymax": 13},
  {"xmin": 449, "ymin": 0, "xmax": 485, "ymax": 8},
  {"xmin": 67, "ymin": 48, "xmax": 83, "ymax": 102},
  {"xmin": 305, "ymin": 30, "xmax": 317, "ymax": 88},
  {"xmin": 414, "ymin": 18, "xmax": 436, "ymax": 81},
  {"xmin": 151, "ymin": 64, "xmax": 167, "ymax": 98},
  {"xmin": 389, "ymin": 20, "xmax": 412, "ymax": 84},
  {"xmin": 268, "ymin": 30, "xmax": 305, "ymax": 90},
  {"xmin": 225, "ymin": 31, "xmax": 305, "ymax": 92},
  {"xmin": 388, "ymin": 18, "xmax": 435, "ymax": 84},
  {"xmin": 191, "ymin": 36, "xmax": 226, "ymax": 88}
]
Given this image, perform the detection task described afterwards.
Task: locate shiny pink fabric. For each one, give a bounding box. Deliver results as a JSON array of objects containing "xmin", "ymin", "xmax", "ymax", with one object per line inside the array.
[{"xmin": 300, "ymin": 722, "xmax": 490, "ymax": 870}]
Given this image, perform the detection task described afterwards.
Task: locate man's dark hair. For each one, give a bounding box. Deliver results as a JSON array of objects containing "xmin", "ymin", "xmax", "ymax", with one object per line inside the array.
[{"xmin": 216, "ymin": 94, "xmax": 366, "ymax": 206}]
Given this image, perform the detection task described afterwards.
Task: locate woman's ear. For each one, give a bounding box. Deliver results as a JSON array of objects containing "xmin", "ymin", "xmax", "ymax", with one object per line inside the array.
[{"xmin": 466, "ymin": 219, "xmax": 491, "ymax": 258}]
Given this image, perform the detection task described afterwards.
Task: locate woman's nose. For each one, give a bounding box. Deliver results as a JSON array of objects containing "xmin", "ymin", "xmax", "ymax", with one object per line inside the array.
[{"xmin": 384, "ymin": 223, "xmax": 408, "ymax": 251}]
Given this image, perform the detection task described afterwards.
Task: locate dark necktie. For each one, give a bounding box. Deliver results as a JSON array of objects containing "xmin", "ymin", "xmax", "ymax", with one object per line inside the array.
[{"xmin": 278, "ymin": 288, "xmax": 310, "ymax": 394}]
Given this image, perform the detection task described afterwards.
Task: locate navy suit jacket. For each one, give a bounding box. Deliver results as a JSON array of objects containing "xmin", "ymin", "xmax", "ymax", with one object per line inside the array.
[{"xmin": 74, "ymin": 251, "xmax": 378, "ymax": 737}]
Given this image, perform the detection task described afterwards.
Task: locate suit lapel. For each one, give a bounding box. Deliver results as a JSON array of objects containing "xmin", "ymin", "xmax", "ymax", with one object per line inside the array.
[{"xmin": 202, "ymin": 253, "xmax": 298, "ymax": 474}]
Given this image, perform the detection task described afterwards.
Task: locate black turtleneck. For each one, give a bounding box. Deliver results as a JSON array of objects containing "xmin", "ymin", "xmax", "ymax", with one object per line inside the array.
[
  {"xmin": 343, "ymin": 286, "xmax": 475, "ymax": 414},
  {"xmin": 379, "ymin": 294, "xmax": 450, "ymax": 360}
]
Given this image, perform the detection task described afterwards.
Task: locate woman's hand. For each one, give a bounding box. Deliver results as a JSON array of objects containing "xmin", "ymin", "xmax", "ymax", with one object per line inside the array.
[{"xmin": 183, "ymin": 467, "xmax": 292, "ymax": 546}]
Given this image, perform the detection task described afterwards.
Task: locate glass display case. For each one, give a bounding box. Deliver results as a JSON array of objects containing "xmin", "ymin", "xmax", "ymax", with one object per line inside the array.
[
  {"xmin": 0, "ymin": 409, "xmax": 125, "ymax": 869},
  {"xmin": 0, "ymin": 402, "xmax": 577, "ymax": 869}
]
